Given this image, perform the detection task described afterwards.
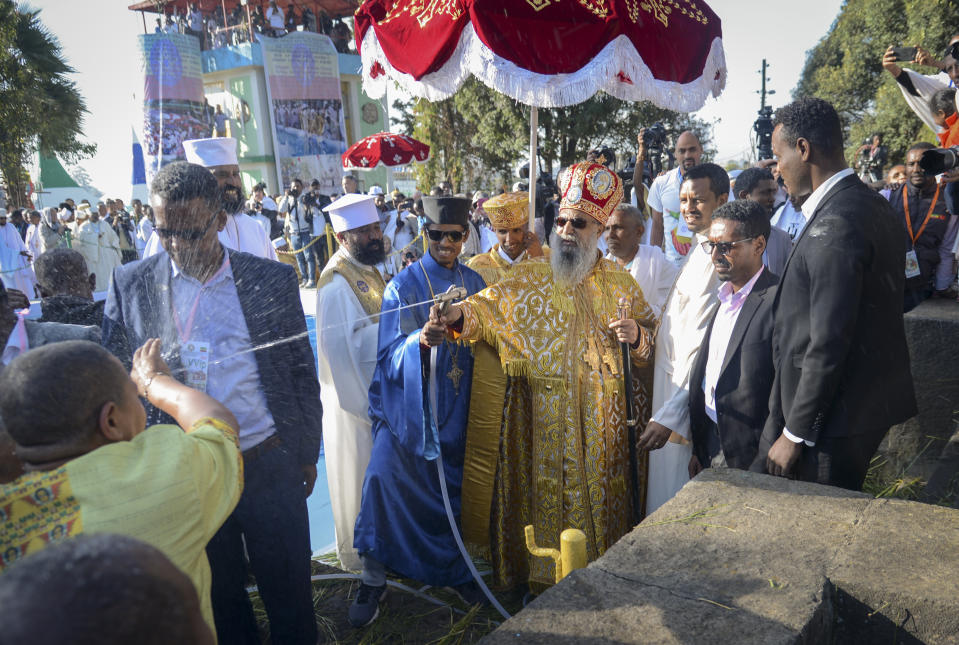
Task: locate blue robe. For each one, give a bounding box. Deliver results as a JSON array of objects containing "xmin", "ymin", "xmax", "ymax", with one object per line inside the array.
[{"xmin": 353, "ymin": 252, "xmax": 486, "ymax": 586}]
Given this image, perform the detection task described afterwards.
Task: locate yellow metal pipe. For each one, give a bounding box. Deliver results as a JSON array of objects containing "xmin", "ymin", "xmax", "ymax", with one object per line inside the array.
[{"xmin": 524, "ymin": 525, "xmax": 588, "ymax": 583}]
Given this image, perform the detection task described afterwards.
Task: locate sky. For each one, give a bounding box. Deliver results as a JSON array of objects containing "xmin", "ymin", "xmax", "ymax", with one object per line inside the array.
[{"xmin": 24, "ymin": 0, "xmax": 844, "ymax": 198}]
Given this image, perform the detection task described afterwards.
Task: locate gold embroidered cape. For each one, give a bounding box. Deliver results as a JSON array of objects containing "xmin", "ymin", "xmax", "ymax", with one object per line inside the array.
[
  {"xmin": 455, "ymin": 256, "xmax": 655, "ymax": 589},
  {"xmin": 317, "ymin": 248, "xmax": 386, "ymax": 319}
]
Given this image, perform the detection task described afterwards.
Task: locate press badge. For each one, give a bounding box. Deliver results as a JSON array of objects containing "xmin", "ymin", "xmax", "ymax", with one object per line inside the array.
[
  {"xmin": 181, "ymin": 340, "xmax": 211, "ymax": 392},
  {"xmin": 905, "ymin": 250, "xmax": 921, "ymax": 279}
]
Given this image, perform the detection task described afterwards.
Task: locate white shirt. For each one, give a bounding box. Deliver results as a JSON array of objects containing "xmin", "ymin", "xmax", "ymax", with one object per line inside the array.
[
  {"xmin": 771, "ymin": 200, "xmax": 806, "ymax": 242},
  {"xmin": 497, "ymin": 245, "xmax": 525, "ymax": 265},
  {"xmin": 647, "ymin": 167, "xmax": 693, "ymax": 267},
  {"xmin": 170, "ymin": 253, "xmax": 277, "ymax": 451},
  {"xmin": 781, "ymin": 167, "xmax": 855, "ymax": 447},
  {"xmin": 799, "ymin": 168, "xmax": 855, "ymax": 224},
  {"xmin": 703, "ymin": 266, "xmax": 765, "ymax": 422},
  {"xmin": 606, "ymin": 244, "xmax": 677, "ymax": 318},
  {"xmin": 1, "ymin": 314, "xmax": 28, "ymax": 366}
]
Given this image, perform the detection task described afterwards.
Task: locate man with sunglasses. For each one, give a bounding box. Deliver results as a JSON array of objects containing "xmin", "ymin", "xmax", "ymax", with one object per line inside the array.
[
  {"xmin": 643, "ymin": 163, "xmax": 729, "ymax": 514},
  {"xmin": 142, "ymin": 138, "xmax": 277, "ymax": 262},
  {"xmin": 688, "ymin": 200, "xmax": 778, "ymax": 477},
  {"xmin": 102, "ymin": 162, "xmax": 322, "ymax": 645},
  {"xmin": 350, "ymin": 196, "xmax": 487, "ymax": 627},
  {"xmin": 430, "ymin": 163, "xmax": 656, "ymax": 590}
]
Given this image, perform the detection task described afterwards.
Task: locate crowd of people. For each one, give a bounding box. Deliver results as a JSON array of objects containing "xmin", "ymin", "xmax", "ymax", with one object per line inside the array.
[
  {"xmin": 153, "ymin": 1, "xmax": 354, "ymax": 53},
  {"xmin": 0, "ymin": 33, "xmax": 956, "ymax": 641}
]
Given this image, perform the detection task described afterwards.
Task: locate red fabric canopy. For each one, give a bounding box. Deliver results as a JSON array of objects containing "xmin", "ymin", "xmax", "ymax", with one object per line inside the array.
[
  {"xmin": 342, "ymin": 132, "xmax": 430, "ymax": 169},
  {"xmin": 355, "ymin": 0, "xmax": 725, "ymax": 110}
]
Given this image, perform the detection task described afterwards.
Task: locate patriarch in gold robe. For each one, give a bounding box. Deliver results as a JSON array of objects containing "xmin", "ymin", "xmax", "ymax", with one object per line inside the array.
[{"xmin": 430, "ymin": 163, "xmax": 657, "ymax": 589}]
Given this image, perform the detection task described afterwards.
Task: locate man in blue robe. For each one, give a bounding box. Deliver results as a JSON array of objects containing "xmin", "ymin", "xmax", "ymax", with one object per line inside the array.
[{"xmin": 350, "ymin": 196, "xmax": 487, "ymax": 626}]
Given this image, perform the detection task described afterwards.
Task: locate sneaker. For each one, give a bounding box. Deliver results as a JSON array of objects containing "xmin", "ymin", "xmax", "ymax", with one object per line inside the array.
[
  {"xmin": 305, "ymin": 280, "xmax": 316, "ymax": 289},
  {"xmin": 348, "ymin": 583, "xmax": 387, "ymax": 627}
]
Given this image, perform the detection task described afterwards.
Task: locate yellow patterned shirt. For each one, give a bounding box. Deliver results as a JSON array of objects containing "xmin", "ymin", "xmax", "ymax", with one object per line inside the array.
[
  {"xmin": 456, "ymin": 256, "xmax": 656, "ymax": 588},
  {"xmin": 0, "ymin": 418, "xmax": 242, "ymax": 635}
]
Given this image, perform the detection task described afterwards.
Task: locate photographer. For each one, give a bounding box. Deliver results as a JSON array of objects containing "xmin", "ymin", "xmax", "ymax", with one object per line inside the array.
[
  {"xmin": 855, "ymin": 134, "xmax": 887, "ymax": 183},
  {"xmin": 246, "ymin": 183, "xmax": 275, "ymax": 238},
  {"xmin": 647, "ymin": 130, "xmax": 703, "ymax": 267},
  {"xmin": 279, "ymin": 178, "xmax": 317, "ymax": 288},
  {"xmin": 307, "ymin": 179, "xmax": 333, "ymax": 271},
  {"xmin": 882, "ymin": 36, "xmax": 959, "ymax": 135}
]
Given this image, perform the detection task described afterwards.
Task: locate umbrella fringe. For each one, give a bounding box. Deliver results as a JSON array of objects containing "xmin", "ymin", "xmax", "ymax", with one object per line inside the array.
[{"xmin": 360, "ymin": 23, "xmax": 726, "ymax": 112}]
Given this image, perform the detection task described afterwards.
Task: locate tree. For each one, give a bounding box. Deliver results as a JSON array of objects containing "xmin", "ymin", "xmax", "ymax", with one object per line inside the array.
[
  {"xmin": 393, "ymin": 80, "xmax": 713, "ymax": 193},
  {"xmin": 0, "ymin": 2, "xmax": 94, "ymax": 209},
  {"xmin": 795, "ymin": 0, "xmax": 959, "ymax": 166}
]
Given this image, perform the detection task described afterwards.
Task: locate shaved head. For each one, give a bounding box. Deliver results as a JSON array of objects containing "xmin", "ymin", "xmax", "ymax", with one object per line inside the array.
[
  {"xmin": 0, "ymin": 341, "xmax": 130, "ymax": 451},
  {"xmin": 675, "ymin": 130, "xmax": 703, "ymax": 171}
]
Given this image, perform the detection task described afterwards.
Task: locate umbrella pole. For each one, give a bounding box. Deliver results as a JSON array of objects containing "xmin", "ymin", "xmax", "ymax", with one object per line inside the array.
[{"xmin": 528, "ymin": 106, "xmax": 538, "ymax": 232}]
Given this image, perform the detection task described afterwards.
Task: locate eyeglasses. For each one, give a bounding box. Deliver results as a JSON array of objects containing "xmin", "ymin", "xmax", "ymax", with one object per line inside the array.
[
  {"xmin": 555, "ymin": 216, "xmax": 589, "ymax": 230},
  {"xmin": 425, "ymin": 229, "xmax": 465, "ymax": 243},
  {"xmin": 154, "ymin": 212, "xmax": 219, "ymax": 240},
  {"xmin": 700, "ymin": 237, "xmax": 756, "ymax": 256}
]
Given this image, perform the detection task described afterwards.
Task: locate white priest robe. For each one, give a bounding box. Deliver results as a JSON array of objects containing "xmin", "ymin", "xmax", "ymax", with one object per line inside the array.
[
  {"xmin": 0, "ymin": 223, "xmax": 37, "ymax": 297},
  {"xmin": 647, "ymin": 236, "xmax": 719, "ymax": 514},
  {"xmin": 25, "ymin": 224, "xmax": 41, "ymax": 266},
  {"xmin": 315, "ymin": 248, "xmax": 383, "ymax": 570},
  {"xmin": 76, "ymin": 220, "xmax": 122, "ymax": 292},
  {"xmin": 606, "ymin": 244, "xmax": 678, "ymax": 318},
  {"xmin": 142, "ymin": 212, "xmax": 278, "ymax": 261}
]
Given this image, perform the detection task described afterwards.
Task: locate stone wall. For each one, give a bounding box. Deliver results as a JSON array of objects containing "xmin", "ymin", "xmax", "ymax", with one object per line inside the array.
[
  {"xmin": 483, "ymin": 469, "xmax": 959, "ymax": 644},
  {"xmin": 880, "ymin": 299, "xmax": 959, "ymax": 483}
]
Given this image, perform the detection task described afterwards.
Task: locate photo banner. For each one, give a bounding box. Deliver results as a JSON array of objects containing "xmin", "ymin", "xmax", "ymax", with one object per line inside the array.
[
  {"xmin": 138, "ymin": 33, "xmax": 209, "ymax": 183},
  {"xmin": 259, "ymin": 33, "xmax": 348, "ymax": 193}
]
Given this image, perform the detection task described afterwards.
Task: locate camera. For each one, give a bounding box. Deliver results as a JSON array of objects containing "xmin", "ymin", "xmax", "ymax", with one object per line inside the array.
[
  {"xmin": 641, "ymin": 122, "xmax": 669, "ymax": 178},
  {"xmin": 920, "ymin": 146, "xmax": 959, "ymax": 175},
  {"xmin": 518, "ymin": 162, "xmax": 558, "ymax": 219},
  {"xmin": 753, "ymin": 105, "xmax": 775, "ymax": 161}
]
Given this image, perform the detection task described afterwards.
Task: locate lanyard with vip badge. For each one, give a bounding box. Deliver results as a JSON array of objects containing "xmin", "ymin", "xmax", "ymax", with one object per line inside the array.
[
  {"xmin": 902, "ymin": 182, "xmax": 941, "ymax": 279},
  {"xmin": 172, "ymin": 259, "xmax": 230, "ymax": 391}
]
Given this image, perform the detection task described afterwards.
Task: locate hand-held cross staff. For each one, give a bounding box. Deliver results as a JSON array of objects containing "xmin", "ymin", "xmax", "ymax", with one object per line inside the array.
[{"xmin": 618, "ymin": 297, "xmax": 641, "ymax": 525}]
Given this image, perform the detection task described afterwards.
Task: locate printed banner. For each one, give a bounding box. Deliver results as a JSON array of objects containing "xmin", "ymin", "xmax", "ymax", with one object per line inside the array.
[
  {"xmin": 138, "ymin": 33, "xmax": 210, "ymax": 182},
  {"xmin": 259, "ymin": 33, "xmax": 347, "ymax": 193}
]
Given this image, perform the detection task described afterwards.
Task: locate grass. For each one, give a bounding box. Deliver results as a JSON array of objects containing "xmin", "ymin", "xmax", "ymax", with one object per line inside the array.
[{"xmin": 250, "ymin": 556, "xmax": 525, "ymax": 644}]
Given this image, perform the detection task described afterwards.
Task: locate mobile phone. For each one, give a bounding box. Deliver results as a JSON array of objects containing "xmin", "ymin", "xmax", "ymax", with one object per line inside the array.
[{"xmin": 891, "ymin": 46, "xmax": 918, "ymax": 62}]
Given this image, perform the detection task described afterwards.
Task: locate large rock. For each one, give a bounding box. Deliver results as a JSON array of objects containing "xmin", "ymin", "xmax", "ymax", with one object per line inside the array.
[
  {"xmin": 880, "ymin": 299, "xmax": 959, "ymax": 481},
  {"xmin": 482, "ymin": 469, "xmax": 959, "ymax": 644}
]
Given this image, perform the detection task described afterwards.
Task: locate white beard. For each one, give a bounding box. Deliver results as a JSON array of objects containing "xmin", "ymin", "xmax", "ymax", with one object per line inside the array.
[{"xmin": 550, "ymin": 230, "xmax": 598, "ymax": 286}]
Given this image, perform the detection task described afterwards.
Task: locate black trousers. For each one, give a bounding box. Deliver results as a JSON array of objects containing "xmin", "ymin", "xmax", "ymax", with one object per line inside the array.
[
  {"xmin": 206, "ymin": 440, "xmax": 317, "ymax": 645},
  {"xmin": 756, "ymin": 428, "xmax": 888, "ymax": 491}
]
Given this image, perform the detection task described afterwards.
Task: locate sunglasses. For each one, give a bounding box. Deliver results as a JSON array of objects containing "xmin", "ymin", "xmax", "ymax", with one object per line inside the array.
[
  {"xmin": 700, "ymin": 237, "xmax": 756, "ymax": 256},
  {"xmin": 555, "ymin": 216, "xmax": 589, "ymax": 230},
  {"xmin": 425, "ymin": 229, "xmax": 465, "ymax": 243},
  {"xmin": 155, "ymin": 212, "xmax": 219, "ymax": 240}
]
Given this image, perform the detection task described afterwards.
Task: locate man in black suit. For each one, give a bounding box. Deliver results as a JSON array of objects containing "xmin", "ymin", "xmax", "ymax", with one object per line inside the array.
[
  {"xmin": 103, "ymin": 162, "xmax": 321, "ymax": 645},
  {"xmin": 758, "ymin": 97, "xmax": 917, "ymax": 490},
  {"xmin": 689, "ymin": 200, "xmax": 778, "ymax": 476}
]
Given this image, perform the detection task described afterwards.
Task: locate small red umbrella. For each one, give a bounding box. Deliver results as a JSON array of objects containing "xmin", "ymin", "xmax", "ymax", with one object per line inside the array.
[{"xmin": 342, "ymin": 132, "xmax": 431, "ymax": 170}]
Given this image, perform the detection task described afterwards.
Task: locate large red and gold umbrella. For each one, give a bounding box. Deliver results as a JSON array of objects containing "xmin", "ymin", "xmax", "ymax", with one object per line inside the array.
[{"xmin": 355, "ymin": 1, "xmax": 726, "ymax": 227}]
